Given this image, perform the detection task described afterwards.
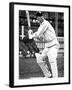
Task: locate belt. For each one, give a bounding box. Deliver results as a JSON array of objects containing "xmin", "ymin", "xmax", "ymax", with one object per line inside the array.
[{"xmin": 47, "ymin": 44, "xmax": 57, "ymax": 48}]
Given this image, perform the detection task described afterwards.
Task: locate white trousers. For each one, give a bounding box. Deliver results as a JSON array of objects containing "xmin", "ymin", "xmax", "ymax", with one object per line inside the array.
[{"xmin": 36, "ymin": 45, "xmax": 59, "ymax": 78}]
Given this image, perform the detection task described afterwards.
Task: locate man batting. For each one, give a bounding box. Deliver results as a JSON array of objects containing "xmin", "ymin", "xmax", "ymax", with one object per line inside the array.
[{"xmin": 28, "ymin": 12, "xmax": 60, "ymax": 78}]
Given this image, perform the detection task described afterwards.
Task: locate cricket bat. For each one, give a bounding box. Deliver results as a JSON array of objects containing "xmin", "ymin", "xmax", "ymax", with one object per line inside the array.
[{"xmin": 26, "ymin": 10, "xmax": 31, "ymax": 29}]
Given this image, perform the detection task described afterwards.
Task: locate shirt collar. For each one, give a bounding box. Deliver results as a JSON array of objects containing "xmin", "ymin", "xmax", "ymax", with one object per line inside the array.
[{"xmin": 40, "ymin": 19, "xmax": 46, "ymax": 25}]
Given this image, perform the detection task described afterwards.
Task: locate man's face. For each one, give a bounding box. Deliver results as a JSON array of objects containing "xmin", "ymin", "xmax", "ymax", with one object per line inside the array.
[{"xmin": 37, "ymin": 16, "xmax": 42, "ymax": 23}]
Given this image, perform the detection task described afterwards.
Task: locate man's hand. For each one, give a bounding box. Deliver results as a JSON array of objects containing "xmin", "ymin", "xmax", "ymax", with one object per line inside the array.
[
  {"xmin": 36, "ymin": 35, "xmax": 44, "ymax": 41},
  {"xmin": 28, "ymin": 29, "xmax": 33, "ymax": 39}
]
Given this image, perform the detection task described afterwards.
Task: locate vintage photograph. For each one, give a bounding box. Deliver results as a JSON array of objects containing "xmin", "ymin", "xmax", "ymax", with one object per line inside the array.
[
  {"xmin": 19, "ymin": 11, "xmax": 64, "ymax": 79},
  {"xmin": 9, "ymin": 2, "xmax": 70, "ymax": 87}
]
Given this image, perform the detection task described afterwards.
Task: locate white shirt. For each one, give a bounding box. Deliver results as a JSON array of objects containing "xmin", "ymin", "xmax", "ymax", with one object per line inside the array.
[{"xmin": 33, "ymin": 19, "xmax": 60, "ymax": 48}]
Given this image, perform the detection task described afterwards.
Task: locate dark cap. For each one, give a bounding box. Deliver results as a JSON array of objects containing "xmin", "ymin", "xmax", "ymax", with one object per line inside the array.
[{"xmin": 36, "ymin": 12, "xmax": 43, "ymax": 17}]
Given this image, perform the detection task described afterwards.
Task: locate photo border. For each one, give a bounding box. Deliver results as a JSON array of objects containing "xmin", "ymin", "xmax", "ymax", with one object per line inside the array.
[{"xmin": 9, "ymin": 2, "xmax": 70, "ymax": 88}]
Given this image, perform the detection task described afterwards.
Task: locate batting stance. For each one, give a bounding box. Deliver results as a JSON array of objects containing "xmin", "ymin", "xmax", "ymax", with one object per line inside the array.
[{"xmin": 28, "ymin": 12, "xmax": 60, "ymax": 78}]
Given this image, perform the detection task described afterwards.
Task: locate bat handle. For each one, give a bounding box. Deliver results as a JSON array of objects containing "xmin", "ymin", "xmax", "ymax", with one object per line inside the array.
[{"xmin": 28, "ymin": 26, "xmax": 31, "ymax": 30}]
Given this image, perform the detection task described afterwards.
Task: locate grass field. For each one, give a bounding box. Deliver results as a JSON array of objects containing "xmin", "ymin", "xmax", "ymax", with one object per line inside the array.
[{"xmin": 19, "ymin": 53, "xmax": 64, "ymax": 79}]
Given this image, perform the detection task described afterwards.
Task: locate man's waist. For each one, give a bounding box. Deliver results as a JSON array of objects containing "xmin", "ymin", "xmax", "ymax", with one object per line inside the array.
[{"xmin": 45, "ymin": 39, "xmax": 60, "ymax": 48}]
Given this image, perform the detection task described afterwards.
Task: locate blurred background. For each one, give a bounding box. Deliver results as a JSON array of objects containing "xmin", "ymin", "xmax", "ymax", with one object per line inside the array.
[{"xmin": 19, "ymin": 11, "xmax": 64, "ymax": 79}]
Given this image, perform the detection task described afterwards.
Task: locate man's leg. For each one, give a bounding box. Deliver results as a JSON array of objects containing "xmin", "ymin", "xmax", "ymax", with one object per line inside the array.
[
  {"xmin": 47, "ymin": 46, "xmax": 58, "ymax": 78},
  {"xmin": 19, "ymin": 41, "xmax": 28, "ymax": 56},
  {"xmin": 35, "ymin": 48, "xmax": 51, "ymax": 78},
  {"xmin": 31, "ymin": 40, "xmax": 39, "ymax": 53},
  {"xmin": 26, "ymin": 43, "xmax": 34, "ymax": 53}
]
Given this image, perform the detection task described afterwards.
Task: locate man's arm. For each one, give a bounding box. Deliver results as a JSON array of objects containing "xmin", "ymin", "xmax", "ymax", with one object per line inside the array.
[{"xmin": 32, "ymin": 23, "xmax": 48, "ymax": 38}]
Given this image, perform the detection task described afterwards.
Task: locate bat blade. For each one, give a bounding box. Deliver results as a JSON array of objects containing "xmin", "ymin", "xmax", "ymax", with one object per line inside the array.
[{"xmin": 26, "ymin": 10, "xmax": 31, "ymax": 29}]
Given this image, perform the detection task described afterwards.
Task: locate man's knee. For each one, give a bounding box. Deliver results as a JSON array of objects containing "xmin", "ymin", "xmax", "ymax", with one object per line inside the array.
[
  {"xmin": 48, "ymin": 57, "xmax": 57, "ymax": 63},
  {"xmin": 37, "ymin": 56, "xmax": 43, "ymax": 63},
  {"xmin": 35, "ymin": 53, "xmax": 44, "ymax": 63}
]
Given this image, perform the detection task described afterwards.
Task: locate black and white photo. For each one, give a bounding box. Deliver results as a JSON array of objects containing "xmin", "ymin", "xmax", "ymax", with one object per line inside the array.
[{"xmin": 9, "ymin": 2, "xmax": 70, "ymax": 87}]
